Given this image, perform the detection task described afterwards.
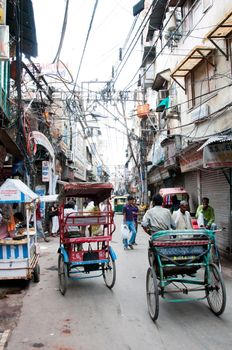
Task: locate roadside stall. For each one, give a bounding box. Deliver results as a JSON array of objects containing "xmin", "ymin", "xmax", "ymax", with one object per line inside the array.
[{"xmin": 0, "ymin": 179, "xmax": 40, "ymax": 282}]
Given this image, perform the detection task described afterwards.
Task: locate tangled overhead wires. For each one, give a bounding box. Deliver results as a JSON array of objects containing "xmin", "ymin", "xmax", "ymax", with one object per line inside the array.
[{"xmin": 52, "ymin": 0, "xmax": 70, "ymax": 63}]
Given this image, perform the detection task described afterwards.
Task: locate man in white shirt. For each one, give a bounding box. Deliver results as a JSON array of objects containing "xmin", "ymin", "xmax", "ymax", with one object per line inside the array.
[
  {"xmin": 141, "ymin": 194, "xmax": 175, "ymax": 235},
  {"xmin": 172, "ymin": 200, "xmax": 193, "ymax": 230}
]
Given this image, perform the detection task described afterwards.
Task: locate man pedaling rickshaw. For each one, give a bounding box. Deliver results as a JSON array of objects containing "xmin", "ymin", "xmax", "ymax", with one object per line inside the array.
[{"xmin": 141, "ymin": 194, "xmax": 176, "ymax": 235}]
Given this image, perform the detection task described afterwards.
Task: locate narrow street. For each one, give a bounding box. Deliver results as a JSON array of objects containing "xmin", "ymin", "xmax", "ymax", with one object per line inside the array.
[{"xmin": 2, "ymin": 215, "xmax": 232, "ymax": 350}]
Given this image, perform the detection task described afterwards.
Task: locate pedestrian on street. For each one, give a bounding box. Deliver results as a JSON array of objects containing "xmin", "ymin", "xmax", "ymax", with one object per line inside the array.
[
  {"xmin": 132, "ymin": 198, "xmax": 139, "ymax": 244},
  {"xmin": 122, "ymin": 195, "xmax": 137, "ymax": 250},
  {"xmin": 141, "ymin": 194, "xmax": 175, "ymax": 235},
  {"xmin": 50, "ymin": 203, "xmax": 59, "ymax": 237},
  {"xmin": 172, "ymin": 200, "xmax": 193, "ymax": 230},
  {"xmin": 36, "ymin": 200, "xmax": 49, "ymax": 242}
]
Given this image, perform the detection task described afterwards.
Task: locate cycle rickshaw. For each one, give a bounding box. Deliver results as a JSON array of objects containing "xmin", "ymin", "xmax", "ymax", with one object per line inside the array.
[
  {"xmin": 57, "ymin": 182, "xmax": 116, "ymax": 295},
  {"xmin": 146, "ymin": 229, "xmax": 226, "ymax": 321}
]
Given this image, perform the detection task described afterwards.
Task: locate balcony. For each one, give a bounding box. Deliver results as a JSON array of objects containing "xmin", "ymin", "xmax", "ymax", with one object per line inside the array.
[{"xmin": 146, "ymin": 0, "xmax": 168, "ymax": 41}]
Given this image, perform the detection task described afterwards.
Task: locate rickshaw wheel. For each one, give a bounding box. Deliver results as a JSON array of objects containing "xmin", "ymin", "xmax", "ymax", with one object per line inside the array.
[
  {"xmin": 146, "ymin": 267, "xmax": 159, "ymax": 321},
  {"xmin": 103, "ymin": 252, "xmax": 116, "ymax": 289},
  {"xmin": 205, "ymin": 263, "xmax": 226, "ymax": 316},
  {"xmin": 33, "ymin": 263, "xmax": 40, "ymax": 283},
  {"xmin": 58, "ymin": 254, "xmax": 68, "ymax": 295}
]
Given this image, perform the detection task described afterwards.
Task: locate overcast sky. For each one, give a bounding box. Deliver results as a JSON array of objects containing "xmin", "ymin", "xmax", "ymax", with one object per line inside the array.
[
  {"xmin": 32, "ymin": 0, "xmax": 142, "ymax": 88},
  {"xmin": 32, "ymin": 0, "xmax": 142, "ymax": 170}
]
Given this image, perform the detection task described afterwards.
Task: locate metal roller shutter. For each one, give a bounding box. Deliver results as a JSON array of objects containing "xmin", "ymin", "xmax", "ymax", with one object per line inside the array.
[
  {"xmin": 184, "ymin": 171, "xmax": 198, "ymax": 214},
  {"xmin": 201, "ymin": 169, "xmax": 230, "ymax": 253}
]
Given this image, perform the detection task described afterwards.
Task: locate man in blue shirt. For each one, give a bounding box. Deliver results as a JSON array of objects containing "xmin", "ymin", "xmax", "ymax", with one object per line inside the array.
[{"xmin": 122, "ymin": 195, "xmax": 137, "ymax": 250}]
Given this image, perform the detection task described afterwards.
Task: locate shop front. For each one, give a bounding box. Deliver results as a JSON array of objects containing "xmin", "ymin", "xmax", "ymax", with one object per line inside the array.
[
  {"xmin": 198, "ymin": 136, "xmax": 232, "ymax": 256},
  {"xmin": 179, "ymin": 144, "xmax": 203, "ymax": 214}
]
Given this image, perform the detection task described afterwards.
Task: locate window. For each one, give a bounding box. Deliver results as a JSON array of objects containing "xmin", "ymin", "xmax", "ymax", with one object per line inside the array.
[
  {"xmin": 186, "ymin": 58, "xmax": 215, "ymax": 109},
  {"xmin": 182, "ymin": 0, "xmax": 200, "ymax": 34}
]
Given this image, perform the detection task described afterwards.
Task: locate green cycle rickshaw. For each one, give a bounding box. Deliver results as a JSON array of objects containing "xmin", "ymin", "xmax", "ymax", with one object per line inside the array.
[{"xmin": 146, "ymin": 229, "xmax": 226, "ymax": 321}]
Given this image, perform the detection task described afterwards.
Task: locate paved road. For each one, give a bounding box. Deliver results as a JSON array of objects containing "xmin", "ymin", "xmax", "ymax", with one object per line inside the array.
[{"xmin": 6, "ymin": 215, "xmax": 232, "ymax": 350}]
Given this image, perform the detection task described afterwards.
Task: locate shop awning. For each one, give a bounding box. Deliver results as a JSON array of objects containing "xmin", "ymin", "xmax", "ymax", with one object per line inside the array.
[
  {"xmin": 156, "ymin": 96, "xmax": 170, "ymax": 112},
  {"xmin": 0, "ymin": 130, "xmax": 23, "ymax": 159},
  {"xmin": 197, "ymin": 134, "xmax": 232, "ymax": 151},
  {"xmin": 0, "ymin": 179, "xmax": 38, "ymax": 203},
  {"xmin": 170, "ymin": 46, "xmax": 215, "ymax": 90},
  {"xmin": 205, "ymin": 10, "xmax": 232, "ymax": 59},
  {"xmin": 146, "ymin": 0, "xmax": 168, "ymax": 41},
  {"xmin": 152, "ymin": 69, "xmax": 171, "ymax": 91},
  {"xmin": 197, "ymin": 133, "xmax": 232, "ymax": 168},
  {"xmin": 141, "ymin": 46, "xmax": 156, "ymax": 67}
]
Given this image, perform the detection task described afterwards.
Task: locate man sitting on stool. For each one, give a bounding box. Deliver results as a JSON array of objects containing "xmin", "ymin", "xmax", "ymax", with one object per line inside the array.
[{"xmin": 196, "ymin": 197, "xmax": 216, "ymax": 229}]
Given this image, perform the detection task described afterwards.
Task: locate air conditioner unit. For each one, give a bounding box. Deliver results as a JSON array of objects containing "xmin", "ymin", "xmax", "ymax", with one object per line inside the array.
[
  {"xmin": 163, "ymin": 10, "xmax": 177, "ymax": 32},
  {"xmin": 191, "ymin": 104, "xmax": 209, "ymax": 122}
]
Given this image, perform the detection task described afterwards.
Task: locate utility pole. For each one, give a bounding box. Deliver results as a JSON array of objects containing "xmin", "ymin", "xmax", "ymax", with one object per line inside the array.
[{"xmin": 140, "ymin": 118, "xmax": 148, "ymax": 204}]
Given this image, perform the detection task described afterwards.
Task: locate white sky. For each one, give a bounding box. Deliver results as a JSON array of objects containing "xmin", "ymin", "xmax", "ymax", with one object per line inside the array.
[{"xmin": 32, "ymin": 0, "xmax": 142, "ymax": 169}]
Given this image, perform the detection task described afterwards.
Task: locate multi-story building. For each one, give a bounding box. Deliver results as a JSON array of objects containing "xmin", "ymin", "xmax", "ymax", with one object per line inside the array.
[
  {"xmin": 139, "ymin": 0, "xmax": 232, "ymax": 256},
  {"xmin": 0, "ymin": 0, "xmax": 37, "ymax": 183}
]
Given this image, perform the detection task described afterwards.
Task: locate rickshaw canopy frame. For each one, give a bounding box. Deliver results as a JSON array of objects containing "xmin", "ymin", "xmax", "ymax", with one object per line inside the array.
[{"xmin": 58, "ymin": 182, "xmax": 113, "ymax": 202}]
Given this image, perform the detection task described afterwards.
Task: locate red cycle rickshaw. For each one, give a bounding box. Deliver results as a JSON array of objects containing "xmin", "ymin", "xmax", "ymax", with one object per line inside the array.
[{"xmin": 57, "ymin": 182, "xmax": 116, "ymax": 295}]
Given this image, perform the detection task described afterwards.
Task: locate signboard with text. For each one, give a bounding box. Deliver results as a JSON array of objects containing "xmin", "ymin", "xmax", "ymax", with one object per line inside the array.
[
  {"xmin": 203, "ymin": 141, "xmax": 232, "ymax": 168},
  {"xmin": 42, "ymin": 161, "xmax": 49, "ymax": 182}
]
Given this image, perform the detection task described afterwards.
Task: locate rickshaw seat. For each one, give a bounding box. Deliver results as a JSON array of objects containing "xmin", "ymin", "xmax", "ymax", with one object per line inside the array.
[
  {"xmin": 62, "ymin": 235, "xmax": 112, "ymax": 244},
  {"xmin": 65, "ymin": 214, "xmax": 109, "ymax": 227}
]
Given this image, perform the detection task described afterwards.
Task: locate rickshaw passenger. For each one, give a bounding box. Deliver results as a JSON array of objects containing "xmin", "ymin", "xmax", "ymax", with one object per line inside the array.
[
  {"xmin": 172, "ymin": 201, "xmax": 193, "ymax": 230},
  {"xmin": 141, "ymin": 194, "xmax": 175, "ymax": 236},
  {"xmin": 195, "ymin": 197, "xmax": 215, "ymax": 229},
  {"xmin": 64, "ymin": 201, "xmax": 82, "ymax": 238},
  {"xmin": 88, "ymin": 200, "xmax": 103, "ymax": 236}
]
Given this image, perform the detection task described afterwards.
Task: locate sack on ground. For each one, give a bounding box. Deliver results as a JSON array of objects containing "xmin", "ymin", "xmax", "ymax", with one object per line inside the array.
[{"xmin": 121, "ymin": 224, "xmax": 130, "ymax": 239}]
